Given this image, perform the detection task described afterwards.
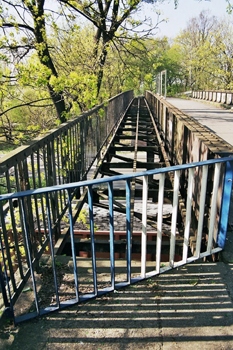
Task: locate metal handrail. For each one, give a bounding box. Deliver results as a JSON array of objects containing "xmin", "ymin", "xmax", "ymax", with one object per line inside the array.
[{"xmin": 0, "ymin": 156, "xmax": 232, "ymax": 323}]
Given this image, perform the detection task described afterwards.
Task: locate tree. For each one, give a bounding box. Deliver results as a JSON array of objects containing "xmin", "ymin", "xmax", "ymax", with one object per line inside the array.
[
  {"xmin": 0, "ymin": 1, "xmax": 67, "ymax": 122},
  {"xmin": 0, "ymin": 0, "xmax": 230, "ymax": 135},
  {"xmin": 0, "ymin": 0, "xmax": 162, "ymax": 123},
  {"xmin": 173, "ymin": 0, "xmax": 233, "ymax": 11},
  {"xmin": 175, "ymin": 10, "xmax": 218, "ymax": 90},
  {"xmin": 175, "ymin": 9, "xmax": 233, "ymax": 91},
  {"xmin": 210, "ymin": 18, "xmax": 233, "ymax": 89},
  {"xmin": 0, "ymin": 57, "xmax": 55, "ymax": 146}
]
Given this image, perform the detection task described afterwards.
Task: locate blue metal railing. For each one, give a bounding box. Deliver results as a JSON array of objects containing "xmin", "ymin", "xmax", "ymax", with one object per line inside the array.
[{"xmin": 0, "ymin": 156, "xmax": 232, "ymax": 323}]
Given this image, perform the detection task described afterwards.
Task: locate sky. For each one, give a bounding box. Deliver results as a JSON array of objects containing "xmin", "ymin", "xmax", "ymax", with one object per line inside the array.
[{"xmin": 141, "ymin": 0, "xmax": 233, "ymax": 38}]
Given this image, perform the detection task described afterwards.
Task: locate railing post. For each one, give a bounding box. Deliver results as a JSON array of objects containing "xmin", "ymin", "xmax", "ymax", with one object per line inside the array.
[
  {"xmin": 156, "ymin": 173, "xmax": 165, "ymax": 273},
  {"xmin": 0, "ymin": 262, "xmax": 10, "ymax": 308},
  {"xmin": 207, "ymin": 163, "xmax": 221, "ymax": 253},
  {"xmin": 170, "ymin": 170, "xmax": 180, "ymax": 267},
  {"xmin": 182, "ymin": 168, "xmax": 195, "ymax": 262},
  {"xmin": 196, "ymin": 165, "xmax": 208, "ymax": 257},
  {"xmin": 108, "ymin": 182, "xmax": 115, "ymax": 289},
  {"xmin": 217, "ymin": 159, "xmax": 233, "ymax": 248},
  {"xmin": 126, "ymin": 179, "xmax": 131, "ymax": 283},
  {"xmin": 88, "ymin": 185, "xmax": 98, "ymax": 295},
  {"xmin": 18, "ymin": 160, "xmax": 39, "ymax": 269},
  {"xmin": 47, "ymin": 141, "xmax": 59, "ymax": 241},
  {"xmin": 141, "ymin": 176, "xmax": 148, "ymax": 278}
]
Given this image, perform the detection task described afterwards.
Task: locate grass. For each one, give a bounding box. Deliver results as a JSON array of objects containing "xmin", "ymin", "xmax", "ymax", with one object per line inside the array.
[{"xmin": 0, "ymin": 141, "xmax": 16, "ymax": 153}]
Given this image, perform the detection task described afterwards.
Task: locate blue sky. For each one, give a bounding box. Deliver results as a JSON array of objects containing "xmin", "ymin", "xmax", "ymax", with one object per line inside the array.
[{"xmin": 141, "ymin": 0, "xmax": 232, "ymax": 38}]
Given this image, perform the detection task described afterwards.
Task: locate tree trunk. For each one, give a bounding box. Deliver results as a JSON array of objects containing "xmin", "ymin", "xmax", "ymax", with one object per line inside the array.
[
  {"xmin": 47, "ymin": 83, "xmax": 67, "ymax": 123},
  {"xmin": 29, "ymin": 1, "xmax": 67, "ymax": 123}
]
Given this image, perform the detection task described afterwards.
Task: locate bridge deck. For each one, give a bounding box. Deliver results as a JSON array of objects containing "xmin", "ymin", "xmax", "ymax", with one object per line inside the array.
[
  {"xmin": 1, "ymin": 92, "xmax": 233, "ymax": 324},
  {"xmin": 167, "ymin": 97, "xmax": 233, "ymax": 146}
]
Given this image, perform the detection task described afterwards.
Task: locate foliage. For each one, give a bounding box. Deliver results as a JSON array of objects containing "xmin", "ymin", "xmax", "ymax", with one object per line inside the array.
[
  {"xmin": 175, "ymin": 10, "xmax": 233, "ymax": 91},
  {"xmin": 0, "ymin": 0, "xmax": 232, "ymax": 147},
  {"xmin": 0, "ymin": 0, "xmax": 163, "ymax": 123}
]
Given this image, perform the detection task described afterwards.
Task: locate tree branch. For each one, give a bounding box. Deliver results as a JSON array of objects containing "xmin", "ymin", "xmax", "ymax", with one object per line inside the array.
[
  {"xmin": 0, "ymin": 98, "xmax": 52, "ymax": 117},
  {"xmin": 1, "ymin": 22, "xmax": 35, "ymax": 34},
  {"xmin": 58, "ymin": 0, "xmax": 99, "ymax": 27}
]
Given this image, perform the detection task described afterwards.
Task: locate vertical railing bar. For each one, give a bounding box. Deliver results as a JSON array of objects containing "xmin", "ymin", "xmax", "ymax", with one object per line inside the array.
[
  {"xmin": 5, "ymin": 190, "xmax": 24, "ymax": 280},
  {"xmin": 96, "ymin": 112, "xmax": 100, "ymax": 151},
  {"xmin": 217, "ymin": 160, "xmax": 233, "ymax": 248},
  {"xmin": 30, "ymin": 154, "xmax": 42, "ymax": 244},
  {"xmin": 20, "ymin": 197, "xmax": 40, "ymax": 315},
  {"xmin": 72, "ymin": 125, "xmax": 76, "ymax": 171},
  {"xmin": 183, "ymin": 167, "xmax": 195, "ymax": 262},
  {"xmin": 141, "ymin": 175, "xmax": 148, "ymax": 278},
  {"xmin": 56, "ymin": 136, "xmax": 61, "ymax": 186},
  {"xmin": 67, "ymin": 129, "xmax": 71, "ymax": 180},
  {"xmin": 170, "ymin": 170, "xmax": 180, "ymax": 267},
  {"xmin": 51, "ymin": 140, "xmax": 57, "ymax": 186},
  {"xmin": 70, "ymin": 127, "xmax": 74, "ymax": 178},
  {"xmin": 42, "ymin": 145, "xmax": 48, "ymax": 186},
  {"xmin": 45, "ymin": 193, "xmax": 60, "ymax": 308},
  {"xmin": 79, "ymin": 120, "xmax": 83, "ymax": 179},
  {"xmin": 67, "ymin": 128, "xmax": 72, "ymax": 176},
  {"xmin": 126, "ymin": 179, "xmax": 131, "ymax": 283},
  {"xmin": 87, "ymin": 116, "xmax": 90, "ymax": 171},
  {"xmin": 60, "ymin": 132, "xmax": 66, "ymax": 203},
  {"xmin": 47, "ymin": 142, "xmax": 56, "ymax": 226},
  {"xmin": 14, "ymin": 164, "xmax": 21, "ymax": 192},
  {"xmin": 42, "ymin": 144, "xmax": 51, "ymax": 237},
  {"xmin": 0, "ymin": 203, "xmax": 17, "ymax": 293},
  {"xmin": 0, "ymin": 261, "xmax": 10, "ymax": 310},
  {"xmin": 10, "ymin": 199, "xmax": 25, "ymax": 277},
  {"xmin": 71, "ymin": 126, "xmax": 75, "ymax": 170},
  {"xmin": 50, "ymin": 139, "xmax": 60, "ymax": 241},
  {"xmin": 0, "ymin": 203, "xmax": 12, "ymax": 309},
  {"xmin": 108, "ymin": 182, "xmax": 115, "ymax": 290},
  {"xmin": 30, "ymin": 154, "xmax": 36, "ymax": 189},
  {"xmin": 156, "ymin": 173, "xmax": 165, "ymax": 274},
  {"xmin": 87, "ymin": 185, "xmax": 98, "ymax": 295},
  {"xmin": 14, "ymin": 164, "xmax": 30, "ymax": 268},
  {"xmin": 75, "ymin": 123, "xmax": 79, "ymax": 158},
  {"xmin": 5, "ymin": 171, "xmax": 12, "ymax": 194},
  {"xmin": 83, "ymin": 118, "xmax": 87, "ymax": 178},
  {"xmin": 58, "ymin": 134, "xmax": 65, "ymax": 205},
  {"xmin": 56, "ymin": 135, "xmax": 63, "ymax": 208},
  {"xmin": 196, "ymin": 165, "xmax": 208, "ymax": 257},
  {"xmin": 72, "ymin": 127, "xmax": 75, "ymax": 164},
  {"xmin": 80, "ymin": 120, "xmax": 84, "ymax": 180},
  {"xmin": 63, "ymin": 131, "xmax": 70, "ymax": 201},
  {"xmin": 207, "ymin": 163, "xmax": 221, "ymax": 253},
  {"xmin": 21, "ymin": 159, "xmax": 36, "ymax": 262},
  {"xmin": 67, "ymin": 189, "xmax": 79, "ymax": 300},
  {"xmin": 14, "ymin": 164, "xmax": 27, "ymax": 279},
  {"xmin": 76, "ymin": 123, "xmax": 81, "ymax": 189},
  {"xmin": 37, "ymin": 150, "xmax": 47, "ymax": 236},
  {"xmin": 74, "ymin": 124, "xmax": 79, "ymax": 183}
]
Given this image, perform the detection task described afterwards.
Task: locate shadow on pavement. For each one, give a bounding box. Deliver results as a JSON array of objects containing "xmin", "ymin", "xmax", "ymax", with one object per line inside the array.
[{"xmin": 2, "ymin": 255, "xmax": 233, "ymax": 350}]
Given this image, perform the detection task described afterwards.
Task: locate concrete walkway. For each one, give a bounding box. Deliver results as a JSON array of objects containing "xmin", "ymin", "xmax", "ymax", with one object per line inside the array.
[
  {"xmin": 2, "ymin": 252, "xmax": 233, "ymax": 350},
  {"xmin": 167, "ymin": 97, "xmax": 233, "ymax": 146}
]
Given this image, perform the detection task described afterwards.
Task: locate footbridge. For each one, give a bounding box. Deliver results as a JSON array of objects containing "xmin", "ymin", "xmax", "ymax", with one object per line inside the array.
[{"xmin": 1, "ymin": 91, "xmax": 233, "ymax": 323}]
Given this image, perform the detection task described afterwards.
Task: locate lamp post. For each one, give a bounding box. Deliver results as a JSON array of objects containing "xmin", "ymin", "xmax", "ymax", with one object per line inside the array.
[
  {"xmin": 161, "ymin": 70, "xmax": 167, "ymax": 99},
  {"xmin": 156, "ymin": 70, "xmax": 167, "ymax": 99}
]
